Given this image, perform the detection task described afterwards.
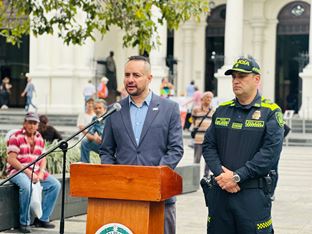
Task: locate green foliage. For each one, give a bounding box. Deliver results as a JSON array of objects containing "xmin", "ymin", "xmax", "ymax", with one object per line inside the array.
[
  {"xmin": 0, "ymin": 0, "xmax": 208, "ymax": 53},
  {"xmin": 0, "ymin": 137, "xmax": 7, "ymax": 178},
  {"xmin": 45, "ymin": 141, "xmax": 100, "ymax": 174},
  {"xmin": 0, "ymin": 137, "xmax": 100, "ymax": 178},
  {"xmin": 0, "ymin": 0, "xmax": 30, "ymax": 45}
]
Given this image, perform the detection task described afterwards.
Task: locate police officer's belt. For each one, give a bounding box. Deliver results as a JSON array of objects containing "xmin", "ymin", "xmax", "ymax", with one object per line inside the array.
[
  {"xmin": 211, "ymin": 176, "xmax": 265, "ymax": 190},
  {"xmin": 239, "ymin": 178, "xmax": 265, "ymax": 189}
]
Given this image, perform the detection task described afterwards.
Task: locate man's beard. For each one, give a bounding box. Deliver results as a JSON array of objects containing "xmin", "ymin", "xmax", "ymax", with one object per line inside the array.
[{"xmin": 127, "ymin": 87, "xmax": 144, "ymax": 96}]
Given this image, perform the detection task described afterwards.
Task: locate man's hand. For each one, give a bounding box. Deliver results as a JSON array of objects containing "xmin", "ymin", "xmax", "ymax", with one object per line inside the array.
[
  {"xmin": 37, "ymin": 170, "xmax": 45, "ymax": 181},
  {"xmin": 215, "ymin": 166, "xmax": 240, "ymax": 193},
  {"xmin": 25, "ymin": 169, "xmax": 40, "ymax": 183},
  {"xmin": 94, "ymin": 132, "xmax": 102, "ymax": 144}
]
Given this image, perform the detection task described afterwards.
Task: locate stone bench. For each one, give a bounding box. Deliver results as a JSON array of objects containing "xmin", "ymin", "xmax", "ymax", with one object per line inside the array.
[{"xmin": 0, "ymin": 174, "xmax": 87, "ymax": 231}]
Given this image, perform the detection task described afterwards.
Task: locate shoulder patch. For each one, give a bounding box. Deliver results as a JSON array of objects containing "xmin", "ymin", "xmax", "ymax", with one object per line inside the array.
[
  {"xmin": 261, "ymin": 102, "xmax": 280, "ymax": 111},
  {"xmin": 261, "ymin": 97, "xmax": 281, "ymax": 111},
  {"xmin": 219, "ymin": 100, "xmax": 234, "ymax": 106},
  {"xmin": 261, "ymin": 97, "xmax": 273, "ymax": 104},
  {"xmin": 275, "ymin": 112, "xmax": 284, "ymax": 128}
]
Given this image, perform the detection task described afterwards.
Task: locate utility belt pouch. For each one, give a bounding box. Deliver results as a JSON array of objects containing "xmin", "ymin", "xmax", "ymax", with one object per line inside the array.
[
  {"xmin": 200, "ymin": 176, "xmax": 213, "ymax": 207},
  {"xmin": 264, "ymin": 175, "xmax": 273, "ymax": 194},
  {"xmin": 268, "ymin": 170, "xmax": 278, "ymax": 194}
]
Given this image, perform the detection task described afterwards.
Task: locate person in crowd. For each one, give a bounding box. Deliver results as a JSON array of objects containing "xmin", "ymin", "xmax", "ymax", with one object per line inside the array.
[
  {"xmin": 202, "ymin": 56, "xmax": 284, "ymax": 234},
  {"xmin": 183, "ymin": 86, "xmax": 202, "ymax": 132},
  {"xmin": 99, "ymin": 55, "xmax": 183, "ymax": 234},
  {"xmin": 160, "ymin": 77, "xmax": 174, "ymax": 98},
  {"xmin": 186, "ymin": 80, "xmax": 196, "ymax": 97},
  {"xmin": 191, "ymin": 91, "xmax": 214, "ymax": 176},
  {"xmin": 80, "ymin": 99, "xmax": 107, "ymax": 163},
  {"xmin": 183, "ymin": 86, "xmax": 202, "ymax": 108},
  {"xmin": 0, "ymin": 77, "xmax": 12, "ymax": 109},
  {"xmin": 83, "ymin": 80, "xmax": 96, "ymax": 103},
  {"xmin": 77, "ymin": 97, "xmax": 96, "ymax": 136},
  {"xmin": 97, "ymin": 76, "xmax": 109, "ymax": 99},
  {"xmin": 21, "ymin": 75, "xmax": 38, "ymax": 112},
  {"xmin": 6, "ymin": 112, "xmax": 61, "ymax": 233},
  {"xmin": 38, "ymin": 115, "xmax": 62, "ymax": 143}
]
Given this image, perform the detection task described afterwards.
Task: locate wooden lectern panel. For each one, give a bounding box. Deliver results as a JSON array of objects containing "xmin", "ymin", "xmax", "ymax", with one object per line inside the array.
[
  {"xmin": 86, "ymin": 198, "xmax": 164, "ymax": 234},
  {"xmin": 70, "ymin": 164, "xmax": 182, "ymax": 201},
  {"xmin": 70, "ymin": 164, "xmax": 182, "ymax": 234}
]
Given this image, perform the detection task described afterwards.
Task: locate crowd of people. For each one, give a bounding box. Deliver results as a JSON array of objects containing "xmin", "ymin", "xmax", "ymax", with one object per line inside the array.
[
  {"xmin": 0, "ymin": 74, "xmax": 39, "ymax": 112},
  {"xmin": 3, "ymin": 55, "xmax": 286, "ymax": 234}
]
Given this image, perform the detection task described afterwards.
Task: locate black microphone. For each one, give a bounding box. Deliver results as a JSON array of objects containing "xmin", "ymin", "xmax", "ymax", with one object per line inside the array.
[{"xmin": 97, "ymin": 103, "xmax": 122, "ymax": 122}]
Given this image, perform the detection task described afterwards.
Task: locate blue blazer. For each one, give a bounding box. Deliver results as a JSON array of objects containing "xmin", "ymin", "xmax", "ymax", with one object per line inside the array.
[{"xmin": 100, "ymin": 93, "xmax": 184, "ymax": 169}]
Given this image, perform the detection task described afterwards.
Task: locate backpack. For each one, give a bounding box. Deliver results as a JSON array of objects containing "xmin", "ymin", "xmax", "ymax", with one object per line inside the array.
[{"xmin": 97, "ymin": 83, "xmax": 108, "ymax": 99}]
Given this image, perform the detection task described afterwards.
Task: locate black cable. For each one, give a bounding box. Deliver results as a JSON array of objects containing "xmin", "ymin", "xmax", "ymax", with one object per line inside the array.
[
  {"xmin": 49, "ymin": 127, "xmax": 92, "ymax": 153},
  {"xmin": 24, "ymin": 165, "xmax": 35, "ymax": 230}
]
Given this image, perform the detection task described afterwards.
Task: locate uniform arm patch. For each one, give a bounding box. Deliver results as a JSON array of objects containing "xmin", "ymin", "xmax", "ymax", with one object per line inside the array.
[{"xmin": 275, "ymin": 112, "xmax": 284, "ymax": 128}]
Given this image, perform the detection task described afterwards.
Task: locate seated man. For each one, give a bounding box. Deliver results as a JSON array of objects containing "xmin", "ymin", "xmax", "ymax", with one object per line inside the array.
[
  {"xmin": 6, "ymin": 112, "xmax": 61, "ymax": 233},
  {"xmin": 80, "ymin": 99, "xmax": 107, "ymax": 163}
]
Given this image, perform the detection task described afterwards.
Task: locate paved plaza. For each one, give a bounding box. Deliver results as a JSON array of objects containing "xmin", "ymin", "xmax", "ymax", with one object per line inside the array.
[{"xmin": 1, "ymin": 143, "xmax": 312, "ymax": 233}]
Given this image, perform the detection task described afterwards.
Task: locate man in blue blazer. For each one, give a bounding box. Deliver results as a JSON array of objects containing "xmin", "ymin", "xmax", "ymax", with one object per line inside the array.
[{"xmin": 99, "ymin": 55, "xmax": 184, "ymax": 234}]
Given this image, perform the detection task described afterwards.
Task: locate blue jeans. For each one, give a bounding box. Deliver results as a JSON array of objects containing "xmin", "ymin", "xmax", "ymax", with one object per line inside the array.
[
  {"xmin": 25, "ymin": 95, "xmax": 37, "ymax": 112},
  {"xmin": 80, "ymin": 138, "xmax": 99, "ymax": 163},
  {"xmin": 10, "ymin": 173, "xmax": 61, "ymax": 225}
]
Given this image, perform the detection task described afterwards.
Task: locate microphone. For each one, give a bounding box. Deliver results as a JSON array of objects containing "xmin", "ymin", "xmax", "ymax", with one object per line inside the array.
[{"xmin": 97, "ymin": 103, "xmax": 122, "ymax": 122}]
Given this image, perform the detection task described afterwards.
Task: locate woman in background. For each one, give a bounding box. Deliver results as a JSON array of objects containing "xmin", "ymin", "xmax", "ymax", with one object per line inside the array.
[{"xmin": 191, "ymin": 91, "xmax": 215, "ymax": 176}]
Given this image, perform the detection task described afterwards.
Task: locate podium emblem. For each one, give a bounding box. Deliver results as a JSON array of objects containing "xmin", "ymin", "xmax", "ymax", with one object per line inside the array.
[{"xmin": 96, "ymin": 223, "xmax": 133, "ymax": 234}]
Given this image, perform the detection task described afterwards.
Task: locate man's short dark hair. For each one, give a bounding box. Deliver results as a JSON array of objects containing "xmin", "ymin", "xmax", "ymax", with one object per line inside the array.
[{"xmin": 127, "ymin": 55, "xmax": 150, "ymax": 64}]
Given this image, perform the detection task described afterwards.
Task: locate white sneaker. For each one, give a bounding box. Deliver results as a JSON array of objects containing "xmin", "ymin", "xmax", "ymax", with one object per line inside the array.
[{"xmin": 1, "ymin": 105, "xmax": 8, "ymax": 109}]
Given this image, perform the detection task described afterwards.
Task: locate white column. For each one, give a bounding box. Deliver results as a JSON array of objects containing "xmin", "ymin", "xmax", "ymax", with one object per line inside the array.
[
  {"xmin": 29, "ymin": 33, "xmax": 52, "ymax": 114},
  {"xmin": 180, "ymin": 21, "xmax": 196, "ymax": 96},
  {"xmin": 149, "ymin": 6, "xmax": 169, "ymax": 95},
  {"xmin": 299, "ymin": 0, "xmax": 312, "ymax": 119},
  {"xmin": 214, "ymin": 0, "xmax": 244, "ymax": 101},
  {"xmin": 71, "ymin": 39, "xmax": 96, "ymax": 111},
  {"xmin": 251, "ymin": 21, "xmax": 265, "ymax": 63},
  {"xmin": 30, "ymin": 35, "xmax": 51, "ymax": 73},
  {"xmin": 196, "ymin": 15, "xmax": 208, "ymax": 93},
  {"xmin": 249, "ymin": 0, "xmax": 266, "ymax": 93},
  {"xmin": 53, "ymin": 38, "xmax": 75, "ymax": 76},
  {"xmin": 74, "ymin": 39, "xmax": 95, "ymax": 77},
  {"xmin": 261, "ymin": 18, "xmax": 278, "ymax": 101},
  {"xmin": 250, "ymin": 0, "xmax": 266, "ymax": 63}
]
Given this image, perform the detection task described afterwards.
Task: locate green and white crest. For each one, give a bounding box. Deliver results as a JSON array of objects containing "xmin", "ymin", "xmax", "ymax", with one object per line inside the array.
[
  {"xmin": 275, "ymin": 112, "xmax": 284, "ymax": 128},
  {"xmin": 96, "ymin": 223, "xmax": 133, "ymax": 234}
]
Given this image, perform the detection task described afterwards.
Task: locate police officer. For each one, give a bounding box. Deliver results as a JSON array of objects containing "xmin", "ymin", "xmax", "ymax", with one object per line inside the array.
[{"xmin": 202, "ymin": 56, "xmax": 284, "ymax": 234}]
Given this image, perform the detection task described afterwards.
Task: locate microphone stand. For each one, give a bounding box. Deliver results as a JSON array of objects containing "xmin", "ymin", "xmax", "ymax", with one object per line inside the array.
[{"xmin": 0, "ymin": 107, "xmax": 118, "ymax": 234}]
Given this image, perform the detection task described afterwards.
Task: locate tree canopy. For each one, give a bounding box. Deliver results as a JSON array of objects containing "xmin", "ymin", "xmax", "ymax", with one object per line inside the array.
[{"xmin": 0, "ymin": 0, "xmax": 208, "ymax": 53}]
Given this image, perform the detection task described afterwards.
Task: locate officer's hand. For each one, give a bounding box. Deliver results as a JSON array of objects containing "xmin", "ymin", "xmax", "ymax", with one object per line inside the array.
[
  {"xmin": 215, "ymin": 166, "xmax": 234, "ymax": 187},
  {"xmin": 216, "ymin": 166, "xmax": 241, "ymax": 193},
  {"xmin": 225, "ymin": 184, "xmax": 241, "ymax": 193}
]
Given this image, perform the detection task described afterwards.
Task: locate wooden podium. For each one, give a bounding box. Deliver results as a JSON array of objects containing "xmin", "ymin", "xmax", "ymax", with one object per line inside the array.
[{"xmin": 70, "ymin": 163, "xmax": 182, "ymax": 234}]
